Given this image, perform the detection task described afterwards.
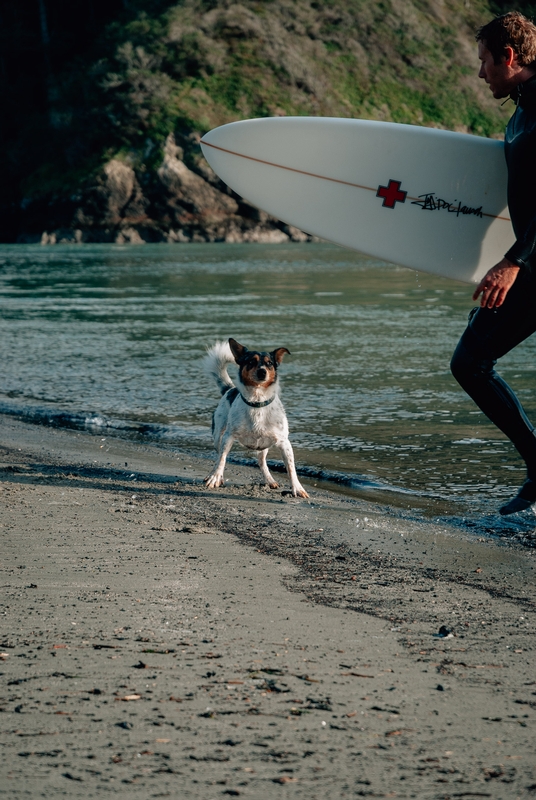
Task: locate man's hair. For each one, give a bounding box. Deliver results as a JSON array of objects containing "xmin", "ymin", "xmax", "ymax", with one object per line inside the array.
[{"xmin": 476, "ymin": 11, "xmax": 536, "ymax": 66}]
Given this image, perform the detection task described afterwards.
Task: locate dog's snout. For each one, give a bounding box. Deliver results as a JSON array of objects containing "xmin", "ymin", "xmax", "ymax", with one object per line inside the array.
[{"xmin": 257, "ymin": 368, "xmax": 267, "ymax": 380}]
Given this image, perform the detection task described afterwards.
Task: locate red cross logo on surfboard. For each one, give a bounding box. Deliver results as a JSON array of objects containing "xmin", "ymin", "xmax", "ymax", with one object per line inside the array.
[{"xmin": 376, "ymin": 179, "xmax": 407, "ymax": 209}]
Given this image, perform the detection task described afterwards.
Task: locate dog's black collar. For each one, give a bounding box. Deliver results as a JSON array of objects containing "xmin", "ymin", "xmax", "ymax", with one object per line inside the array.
[
  {"xmin": 240, "ymin": 395, "xmax": 275, "ymax": 408},
  {"xmin": 225, "ymin": 387, "xmax": 275, "ymax": 408}
]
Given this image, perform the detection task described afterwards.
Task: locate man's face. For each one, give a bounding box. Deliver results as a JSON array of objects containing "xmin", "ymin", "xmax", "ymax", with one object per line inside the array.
[{"xmin": 478, "ymin": 41, "xmax": 515, "ymax": 98}]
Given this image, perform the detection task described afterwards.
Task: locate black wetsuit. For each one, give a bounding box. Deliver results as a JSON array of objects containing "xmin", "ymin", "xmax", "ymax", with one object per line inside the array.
[{"xmin": 451, "ymin": 75, "xmax": 536, "ymax": 483}]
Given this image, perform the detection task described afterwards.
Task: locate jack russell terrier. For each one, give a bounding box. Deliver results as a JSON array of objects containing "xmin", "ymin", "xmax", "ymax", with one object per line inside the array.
[{"xmin": 204, "ymin": 338, "xmax": 309, "ymax": 498}]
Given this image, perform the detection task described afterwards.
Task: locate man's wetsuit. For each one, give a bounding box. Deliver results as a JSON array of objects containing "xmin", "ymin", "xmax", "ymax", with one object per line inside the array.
[{"xmin": 451, "ymin": 75, "xmax": 536, "ymax": 508}]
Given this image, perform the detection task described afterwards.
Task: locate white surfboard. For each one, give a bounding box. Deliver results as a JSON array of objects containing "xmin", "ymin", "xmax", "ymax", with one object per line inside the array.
[{"xmin": 200, "ymin": 117, "xmax": 515, "ymax": 284}]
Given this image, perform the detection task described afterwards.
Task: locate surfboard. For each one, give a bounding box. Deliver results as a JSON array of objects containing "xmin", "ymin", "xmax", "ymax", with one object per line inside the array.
[{"xmin": 200, "ymin": 117, "xmax": 514, "ymax": 284}]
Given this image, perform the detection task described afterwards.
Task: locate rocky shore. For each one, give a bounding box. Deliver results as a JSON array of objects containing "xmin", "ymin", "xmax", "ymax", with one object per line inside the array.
[{"xmin": 17, "ymin": 134, "xmax": 313, "ymax": 247}]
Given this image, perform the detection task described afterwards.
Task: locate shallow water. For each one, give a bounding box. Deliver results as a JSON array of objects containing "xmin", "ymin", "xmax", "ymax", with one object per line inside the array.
[{"xmin": 1, "ymin": 242, "xmax": 535, "ymax": 517}]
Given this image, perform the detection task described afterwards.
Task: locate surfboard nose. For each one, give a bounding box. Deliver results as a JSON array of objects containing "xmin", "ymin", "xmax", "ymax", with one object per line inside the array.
[{"xmin": 199, "ymin": 116, "xmax": 513, "ymax": 284}]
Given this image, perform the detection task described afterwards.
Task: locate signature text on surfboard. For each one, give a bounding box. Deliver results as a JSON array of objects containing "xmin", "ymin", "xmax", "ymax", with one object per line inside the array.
[{"xmin": 412, "ymin": 193, "xmax": 483, "ymax": 218}]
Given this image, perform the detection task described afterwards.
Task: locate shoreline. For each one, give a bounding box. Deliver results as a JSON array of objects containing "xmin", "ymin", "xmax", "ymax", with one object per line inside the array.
[
  {"xmin": 2, "ymin": 402, "xmax": 536, "ymax": 545},
  {"xmin": 1, "ymin": 416, "xmax": 535, "ymax": 797}
]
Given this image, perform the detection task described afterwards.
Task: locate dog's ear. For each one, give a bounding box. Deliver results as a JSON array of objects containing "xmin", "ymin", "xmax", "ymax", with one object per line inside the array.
[
  {"xmin": 272, "ymin": 347, "xmax": 291, "ymax": 365},
  {"xmin": 229, "ymin": 338, "xmax": 248, "ymax": 364}
]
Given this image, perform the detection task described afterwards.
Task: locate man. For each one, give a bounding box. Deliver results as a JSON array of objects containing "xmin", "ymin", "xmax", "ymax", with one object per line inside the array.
[{"xmin": 451, "ymin": 11, "xmax": 536, "ymax": 515}]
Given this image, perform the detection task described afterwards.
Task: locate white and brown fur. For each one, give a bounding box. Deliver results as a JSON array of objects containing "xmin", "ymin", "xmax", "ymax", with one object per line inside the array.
[{"xmin": 203, "ymin": 338, "xmax": 309, "ymax": 498}]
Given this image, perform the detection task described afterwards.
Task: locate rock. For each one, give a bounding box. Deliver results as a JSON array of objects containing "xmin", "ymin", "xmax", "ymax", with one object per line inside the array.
[
  {"xmin": 69, "ymin": 158, "xmax": 149, "ymax": 237},
  {"xmin": 104, "ymin": 160, "xmax": 136, "ymax": 220},
  {"xmin": 238, "ymin": 200, "xmax": 278, "ymax": 224},
  {"xmin": 16, "ymin": 133, "xmax": 311, "ymax": 245},
  {"xmin": 158, "ymin": 133, "xmax": 238, "ymax": 222},
  {"xmin": 284, "ymin": 224, "xmax": 310, "ymax": 242},
  {"xmin": 166, "ymin": 228, "xmax": 191, "ymax": 243},
  {"xmin": 41, "ymin": 229, "xmax": 84, "ymax": 245},
  {"xmin": 241, "ymin": 227, "xmax": 289, "ymax": 244},
  {"xmin": 19, "ymin": 229, "xmax": 86, "ymax": 245},
  {"xmin": 102, "ymin": 160, "xmax": 148, "ymax": 226},
  {"xmin": 115, "ymin": 227, "xmax": 145, "ymax": 245}
]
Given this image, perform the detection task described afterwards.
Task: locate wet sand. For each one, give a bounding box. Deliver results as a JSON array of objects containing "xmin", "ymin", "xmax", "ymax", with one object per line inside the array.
[{"xmin": 0, "ymin": 416, "xmax": 535, "ymax": 798}]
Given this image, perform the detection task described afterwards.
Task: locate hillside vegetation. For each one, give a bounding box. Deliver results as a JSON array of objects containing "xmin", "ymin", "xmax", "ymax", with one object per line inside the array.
[{"xmin": 1, "ymin": 0, "xmax": 528, "ymax": 243}]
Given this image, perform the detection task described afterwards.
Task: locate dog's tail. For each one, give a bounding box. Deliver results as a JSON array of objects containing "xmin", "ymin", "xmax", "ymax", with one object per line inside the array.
[{"xmin": 204, "ymin": 340, "xmax": 236, "ymax": 396}]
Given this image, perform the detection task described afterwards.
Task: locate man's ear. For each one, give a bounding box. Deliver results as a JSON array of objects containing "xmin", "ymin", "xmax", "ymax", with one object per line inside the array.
[
  {"xmin": 229, "ymin": 338, "xmax": 247, "ymax": 364},
  {"xmin": 504, "ymin": 45, "xmax": 517, "ymax": 68},
  {"xmin": 272, "ymin": 347, "xmax": 291, "ymax": 365}
]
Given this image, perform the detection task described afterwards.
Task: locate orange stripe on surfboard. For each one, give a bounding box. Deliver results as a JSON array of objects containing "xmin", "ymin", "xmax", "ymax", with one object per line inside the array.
[{"xmin": 201, "ymin": 139, "xmax": 511, "ymax": 223}]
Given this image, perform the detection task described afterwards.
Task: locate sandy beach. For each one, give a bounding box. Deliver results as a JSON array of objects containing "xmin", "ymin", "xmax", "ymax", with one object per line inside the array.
[{"xmin": 1, "ymin": 415, "xmax": 535, "ymax": 798}]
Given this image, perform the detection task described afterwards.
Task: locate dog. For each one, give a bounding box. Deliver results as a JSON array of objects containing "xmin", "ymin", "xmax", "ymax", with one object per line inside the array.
[{"xmin": 203, "ymin": 338, "xmax": 309, "ymax": 498}]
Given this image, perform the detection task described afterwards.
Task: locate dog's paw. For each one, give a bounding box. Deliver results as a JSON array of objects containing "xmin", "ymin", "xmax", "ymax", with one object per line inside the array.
[
  {"xmin": 204, "ymin": 474, "xmax": 224, "ymax": 489},
  {"xmin": 268, "ymin": 481, "xmax": 280, "ymax": 489},
  {"xmin": 292, "ymin": 485, "xmax": 310, "ymax": 499}
]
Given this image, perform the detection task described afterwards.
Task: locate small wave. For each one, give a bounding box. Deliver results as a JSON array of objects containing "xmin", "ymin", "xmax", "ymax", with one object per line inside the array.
[
  {"xmin": 219, "ymin": 455, "xmax": 415, "ymax": 496},
  {"xmin": 0, "ymin": 399, "xmax": 411, "ymax": 497},
  {"xmin": 452, "ymin": 438, "xmax": 489, "ymax": 445},
  {"xmin": 0, "ymin": 400, "xmax": 211, "ymax": 445}
]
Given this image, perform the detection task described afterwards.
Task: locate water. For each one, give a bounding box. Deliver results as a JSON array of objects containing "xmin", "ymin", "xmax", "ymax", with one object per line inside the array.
[{"xmin": 1, "ymin": 242, "xmax": 535, "ymax": 519}]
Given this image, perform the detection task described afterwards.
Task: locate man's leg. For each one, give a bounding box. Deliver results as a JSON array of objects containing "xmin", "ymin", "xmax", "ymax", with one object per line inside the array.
[{"xmin": 451, "ymin": 270, "xmax": 536, "ymax": 513}]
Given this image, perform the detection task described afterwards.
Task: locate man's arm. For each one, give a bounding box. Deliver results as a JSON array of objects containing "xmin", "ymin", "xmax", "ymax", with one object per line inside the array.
[{"xmin": 472, "ymin": 257, "xmax": 520, "ymax": 308}]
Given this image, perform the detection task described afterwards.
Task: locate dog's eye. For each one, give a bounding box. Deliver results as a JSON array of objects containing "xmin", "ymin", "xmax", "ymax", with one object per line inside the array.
[{"xmin": 265, "ymin": 360, "xmax": 273, "ymax": 368}]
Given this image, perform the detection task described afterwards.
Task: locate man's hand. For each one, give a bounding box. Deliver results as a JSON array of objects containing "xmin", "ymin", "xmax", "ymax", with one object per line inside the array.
[{"xmin": 472, "ymin": 258, "xmax": 520, "ymax": 308}]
